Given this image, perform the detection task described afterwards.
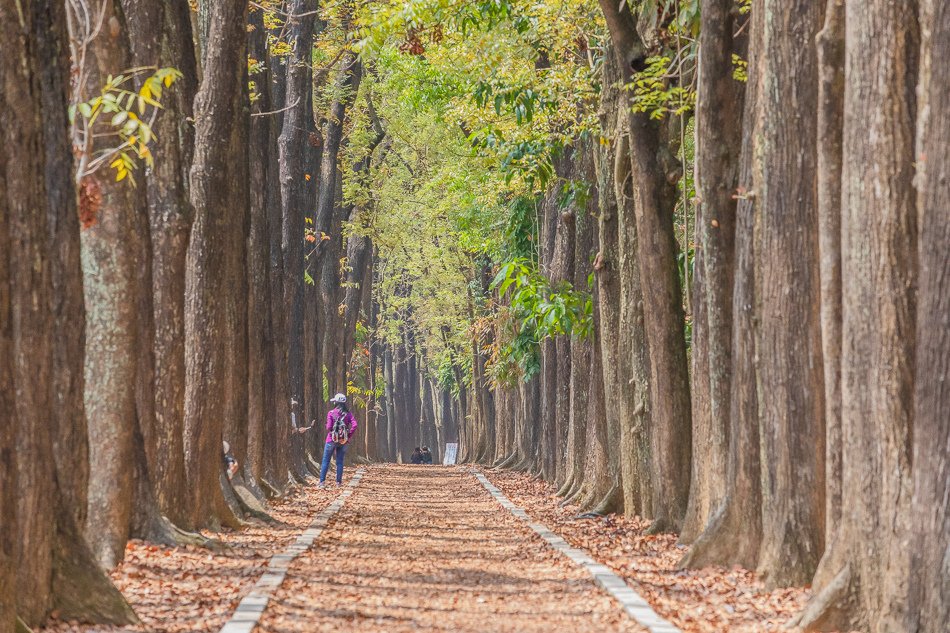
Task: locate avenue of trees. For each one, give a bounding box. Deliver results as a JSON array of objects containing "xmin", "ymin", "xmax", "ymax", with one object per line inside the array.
[{"xmin": 0, "ymin": 1, "xmax": 946, "ymax": 633}]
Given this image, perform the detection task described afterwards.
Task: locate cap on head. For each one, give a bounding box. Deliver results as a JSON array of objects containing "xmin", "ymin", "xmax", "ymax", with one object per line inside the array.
[{"xmin": 331, "ymin": 393, "xmax": 347, "ymax": 404}]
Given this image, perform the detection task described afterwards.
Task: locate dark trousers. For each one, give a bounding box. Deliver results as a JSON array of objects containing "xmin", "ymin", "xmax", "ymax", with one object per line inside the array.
[{"xmin": 320, "ymin": 441, "xmax": 347, "ymax": 484}]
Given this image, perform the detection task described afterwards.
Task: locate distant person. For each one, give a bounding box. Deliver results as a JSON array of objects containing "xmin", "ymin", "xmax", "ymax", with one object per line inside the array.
[
  {"xmin": 222, "ymin": 441, "xmax": 239, "ymax": 480},
  {"xmin": 410, "ymin": 447, "xmax": 423, "ymax": 464},
  {"xmin": 421, "ymin": 446, "xmax": 433, "ymax": 464},
  {"xmin": 319, "ymin": 393, "xmax": 358, "ymax": 488}
]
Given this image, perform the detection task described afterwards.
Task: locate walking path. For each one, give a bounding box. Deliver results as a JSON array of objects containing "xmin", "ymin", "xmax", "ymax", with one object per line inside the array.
[{"xmin": 254, "ymin": 464, "xmax": 648, "ymax": 632}]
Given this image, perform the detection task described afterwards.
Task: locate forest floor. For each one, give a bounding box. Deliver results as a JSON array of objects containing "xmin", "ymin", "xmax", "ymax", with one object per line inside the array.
[
  {"xmin": 485, "ymin": 471, "xmax": 811, "ymax": 633},
  {"xmin": 39, "ymin": 464, "xmax": 811, "ymax": 633}
]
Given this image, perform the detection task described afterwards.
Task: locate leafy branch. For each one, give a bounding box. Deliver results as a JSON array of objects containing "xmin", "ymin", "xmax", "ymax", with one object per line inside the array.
[{"xmin": 70, "ymin": 67, "xmax": 183, "ymax": 184}]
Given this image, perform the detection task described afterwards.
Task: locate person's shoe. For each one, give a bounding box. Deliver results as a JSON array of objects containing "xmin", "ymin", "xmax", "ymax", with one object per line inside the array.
[
  {"xmin": 335, "ymin": 481, "xmax": 343, "ymax": 488},
  {"xmin": 318, "ymin": 481, "xmax": 326, "ymax": 489}
]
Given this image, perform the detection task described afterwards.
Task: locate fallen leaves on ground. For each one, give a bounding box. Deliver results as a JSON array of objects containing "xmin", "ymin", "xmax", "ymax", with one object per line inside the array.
[
  {"xmin": 485, "ymin": 470, "xmax": 811, "ymax": 633},
  {"xmin": 39, "ymin": 482, "xmax": 348, "ymax": 633},
  {"xmin": 260, "ymin": 464, "xmax": 647, "ymax": 633}
]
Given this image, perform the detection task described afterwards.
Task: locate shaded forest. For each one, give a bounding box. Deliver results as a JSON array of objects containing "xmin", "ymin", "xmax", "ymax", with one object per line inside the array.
[{"xmin": 0, "ymin": 0, "xmax": 946, "ymax": 632}]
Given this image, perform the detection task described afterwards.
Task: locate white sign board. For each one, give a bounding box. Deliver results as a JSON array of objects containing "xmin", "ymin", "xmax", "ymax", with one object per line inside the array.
[{"xmin": 443, "ymin": 443, "xmax": 459, "ymax": 465}]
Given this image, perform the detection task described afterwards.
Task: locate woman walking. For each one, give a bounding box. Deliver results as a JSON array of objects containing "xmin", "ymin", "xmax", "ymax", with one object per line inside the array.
[{"xmin": 320, "ymin": 393, "xmax": 358, "ymax": 488}]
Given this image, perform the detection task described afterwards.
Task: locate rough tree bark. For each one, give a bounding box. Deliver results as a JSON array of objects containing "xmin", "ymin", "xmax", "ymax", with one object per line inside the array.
[
  {"xmin": 2, "ymin": 1, "xmax": 135, "ymax": 623},
  {"xmin": 680, "ymin": 0, "xmax": 763, "ymax": 571},
  {"xmin": 279, "ymin": 0, "xmax": 316, "ymax": 480},
  {"xmin": 126, "ymin": 0, "xmax": 198, "ymax": 527},
  {"xmin": 0, "ymin": 152, "xmax": 13, "ymax": 633},
  {"xmin": 537, "ymin": 160, "xmax": 561, "ymax": 478},
  {"xmin": 264, "ymin": 20, "xmax": 290, "ymax": 493},
  {"xmin": 597, "ymin": 0, "xmax": 691, "ymax": 532},
  {"xmin": 184, "ymin": 0, "xmax": 248, "ymax": 529},
  {"xmin": 72, "ymin": 0, "xmax": 144, "ymax": 569},
  {"xmin": 751, "ymin": 0, "xmax": 826, "ymax": 588},
  {"xmin": 679, "ymin": 0, "xmax": 745, "ymax": 544},
  {"xmin": 800, "ymin": 0, "xmax": 920, "ymax": 628},
  {"xmin": 2, "ymin": 8, "xmax": 54, "ymax": 619},
  {"xmin": 561, "ymin": 175, "xmax": 590, "ymax": 493},
  {"xmin": 813, "ymin": 0, "xmax": 845, "ymax": 586},
  {"xmin": 246, "ymin": 2, "xmax": 274, "ymax": 487},
  {"xmin": 551, "ymin": 194, "xmax": 575, "ymax": 485},
  {"xmin": 906, "ymin": 4, "xmax": 949, "ymax": 629},
  {"xmin": 612, "ymin": 119, "xmax": 653, "ymax": 520}
]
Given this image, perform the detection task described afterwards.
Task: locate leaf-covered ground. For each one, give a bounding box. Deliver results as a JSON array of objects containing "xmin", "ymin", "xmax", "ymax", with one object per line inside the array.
[
  {"xmin": 39, "ymin": 465, "xmax": 817, "ymax": 632},
  {"xmin": 259, "ymin": 464, "xmax": 645, "ymax": 632},
  {"xmin": 484, "ymin": 470, "xmax": 813, "ymax": 633},
  {"xmin": 39, "ymin": 482, "xmax": 348, "ymax": 633}
]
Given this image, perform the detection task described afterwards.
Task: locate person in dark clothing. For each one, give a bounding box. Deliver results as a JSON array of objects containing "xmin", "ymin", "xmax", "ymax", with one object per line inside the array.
[
  {"xmin": 410, "ymin": 447, "xmax": 423, "ymax": 464},
  {"xmin": 421, "ymin": 446, "xmax": 433, "ymax": 464}
]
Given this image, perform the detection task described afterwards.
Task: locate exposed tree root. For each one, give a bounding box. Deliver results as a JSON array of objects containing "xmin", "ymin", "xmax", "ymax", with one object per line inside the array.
[
  {"xmin": 555, "ymin": 475, "xmax": 576, "ymax": 497},
  {"xmin": 678, "ymin": 497, "xmax": 758, "ymax": 570},
  {"xmin": 589, "ymin": 484, "xmax": 622, "ymax": 516},
  {"xmin": 259, "ymin": 476, "xmax": 284, "ymax": 499},
  {"xmin": 230, "ymin": 474, "xmax": 275, "ymax": 523},
  {"xmin": 52, "ymin": 513, "xmax": 138, "ymax": 626},
  {"xmin": 645, "ymin": 515, "xmax": 677, "ymax": 535},
  {"xmin": 238, "ymin": 468, "xmax": 269, "ymax": 504},
  {"xmin": 493, "ymin": 451, "xmax": 517, "ymax": 469},
  {"xmin": 791, "ymin": 564, "xmax": 854, "ymax": 632},
  {"xmin": 290, "ymin": 460, "xmax": 312, "ymax": 485},
  {"xmin": 217, "ymin": 472, "xmax": 252, "ymax": 529},
  {"xmin": 510, "ymin": 454, "xmax": 536, "ymax": 472},
  {"xmin": 307, "ymin": 454, "xmax": 323, "ymax": 478},
  {"xmin": 562, "ymin": 480, "xmax": 588, "ymax": 506}
]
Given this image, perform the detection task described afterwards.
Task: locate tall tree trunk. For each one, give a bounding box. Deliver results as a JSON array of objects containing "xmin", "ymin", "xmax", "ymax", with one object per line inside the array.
[
  {"xmin": 680, "ymin": 0, "xmax": 764, "ymax": 571},
  {"xmin": 126, "ymin": 0, "xmax": 198, "ymax": 527},
  {"xmin": 279, "ymin": 0, "xmax": 316, "ymax": 479},
  {"xmin": 612, "ymin": 120, "xmax": 653, "ymax": 519},
  {"xmin": 0, "ymin": 156, "xmax": 14, "ymax": 632},
  {"xmin": 72, "ymin": 0, "xmax": 142, "ymax": 568},
  {"xmin": 2, "ymin": 2, "xmax": 135, "ymax": 623},
  {"xmin": 813, "ymin": 0, "xmax": 845, "ymax": 588},
  {"xmin": 3, "ymin": 14, "xmax": 54, "ymax": 618},
  {"xmin": 264, "ymin": 31, "xmax": 289, "ymax": 492},
  {"xmin": 801, "ymin": 0, "xmax": 919, "ymax": 628},
  {"xmin": 184, "ymin": 0, "xmax": 248, "ymax": 529},
  {"xmin": 679, "ymin": 0, "xmax": 745, "ymax": 543},
  {"xmin": 589, "ymin": 177, "xmax": 624, "ymax": 515},
  {"xmin": 550, "ymin": 163, "xmax": 576, "ymax": 483},
  {"xmin": 0, "ymin": 146, "xmax": 13, "ymax": 631},
  {"xmin": 246, "ymin": 3, "xmax": 273, "ymax": 486},
  {"xmin": 598, "ymin": 0, "xmax": 691, "ymax": 532},
  {"xmin": 906, "ymin": 4, "xmax": 949, "ymax": 630},
  {"xmin": 537, "ymin": 164, "xmax": 561, "ymax": 478},
  {"xmin": 751, "ymin": 0, "xmax": 826, "ymax": 588}
]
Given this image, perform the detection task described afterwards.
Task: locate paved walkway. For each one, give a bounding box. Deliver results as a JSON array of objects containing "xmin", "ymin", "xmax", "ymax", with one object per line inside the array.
[{"xmin": 256, "ymin": 465, "xmax": 645, "ymax": 632}]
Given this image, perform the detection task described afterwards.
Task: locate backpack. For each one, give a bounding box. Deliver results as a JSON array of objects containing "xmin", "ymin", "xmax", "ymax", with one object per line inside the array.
[{"xmin": 331, "ymin": 410, "xmax": 350, "ymax": 445}]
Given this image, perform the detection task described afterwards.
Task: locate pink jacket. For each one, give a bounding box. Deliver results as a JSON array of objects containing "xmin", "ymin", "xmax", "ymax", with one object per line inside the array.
[{"xmin": 325, "ymin": 408, "xmax": 358, "ymax": 444}]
